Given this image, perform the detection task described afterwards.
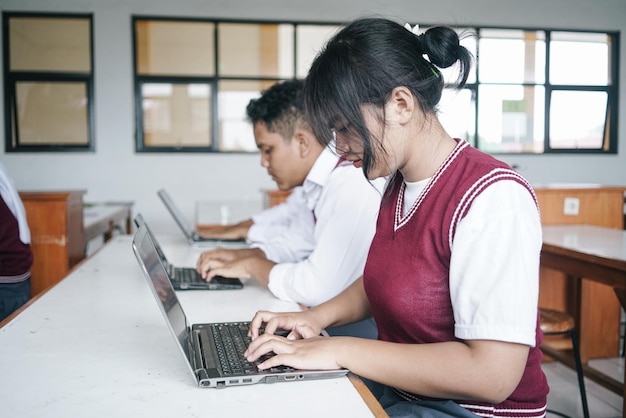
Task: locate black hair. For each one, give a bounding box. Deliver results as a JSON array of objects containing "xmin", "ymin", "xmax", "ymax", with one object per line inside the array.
[
  {"xmin": 303, "ymin": 17, "xmax": 473, "ymax": 176},
  {"xmin": 246, "ymin": 79, "xmax": 307, "ymax": 142}
]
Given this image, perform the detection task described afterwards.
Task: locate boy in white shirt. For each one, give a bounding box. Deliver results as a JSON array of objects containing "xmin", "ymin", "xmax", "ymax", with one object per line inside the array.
[{"xmin": 196, "ymin": 81, "xmax": 383, "ymax": 336}]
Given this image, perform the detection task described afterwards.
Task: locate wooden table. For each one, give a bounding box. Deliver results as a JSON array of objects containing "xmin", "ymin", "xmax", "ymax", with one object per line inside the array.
[
  {"xmin": 541, "ymin": 224, "xmax": 626, "ymax": 413},
  {"xmin": 535, "ymin": 185, "xmax": 626, "ymax": 361}
]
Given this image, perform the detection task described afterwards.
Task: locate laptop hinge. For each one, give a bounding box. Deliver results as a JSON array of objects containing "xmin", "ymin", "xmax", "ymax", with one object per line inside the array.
[
  {"xmin": 196, "ymin": 368, "xmax": 210, "ymax": 385},
  {"xmin": 189, "ymin": 330, "xmax": 202, "ymax": 368}
]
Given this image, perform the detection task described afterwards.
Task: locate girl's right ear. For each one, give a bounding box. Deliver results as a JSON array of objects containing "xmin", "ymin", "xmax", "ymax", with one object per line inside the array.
[{"xmin": 388, "ymin": 86, "xmax": 417, "ymax": 126}]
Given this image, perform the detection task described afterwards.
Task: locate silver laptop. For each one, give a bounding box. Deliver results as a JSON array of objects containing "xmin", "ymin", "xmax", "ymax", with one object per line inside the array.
[
  {"xmin": 157, "ymin": 189, "xmax": 247, "ymax": 247},
  {"xmin": 132, "ymin": 223, "xmax": 347, "ymax": 388},
  {"xmin": 133, "ymin": 214, "xmax": 243, "ymax": 291}
]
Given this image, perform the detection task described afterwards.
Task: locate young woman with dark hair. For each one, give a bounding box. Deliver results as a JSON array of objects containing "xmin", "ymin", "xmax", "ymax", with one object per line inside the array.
[{"xmin": 244, "ymin": 17, "xmax": 549, "ymax": 417}]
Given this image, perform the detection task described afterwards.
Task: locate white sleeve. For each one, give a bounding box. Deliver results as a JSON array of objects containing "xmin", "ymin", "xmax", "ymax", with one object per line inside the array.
[
  {"xmin": 267, "ymin": 167, "xmax": 383, "ymax": 306},
  {"xmin": 253, "ymin": 208, "xmax": 317, "ymax": 263},
  {"xmin": 449, "ymin": 180, "xmax": 542, "ymax": 346},
  {"xmin": 248, "ymin": 187, "xmax": 306, "ymax": 244},
  {"xmin": 247, "ymin": 223, "xmax": 288, "ymax": 243}
]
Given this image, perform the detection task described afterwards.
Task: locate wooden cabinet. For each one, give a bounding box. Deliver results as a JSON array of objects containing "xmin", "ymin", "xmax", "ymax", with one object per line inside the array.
[
  {"xmin": 535, "ymin": 184, "xmax": 626, "ymax": 361},
  {"xmin": 19, "ymin": 190, "xmax": 86, "ymax": 297},
  {"xmin": 535, "ymin": 185, "xmax": 625, "ymax": 228}
]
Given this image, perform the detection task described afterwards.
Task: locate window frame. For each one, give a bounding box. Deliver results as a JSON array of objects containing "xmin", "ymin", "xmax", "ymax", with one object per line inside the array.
[
  {"xmin": 2, "ymin": 11, "xmax": 95, "ymax": 153},
  {"xmin": 132, "ymin": 16, "xmax": 342, "ymax": 153},
  {"xmin": 131, "ymin": 17, "xmax": 619, "ymax": 155},
  {"xmin": 465, "ymin": 26, "xmax": 619, "ymax": 155},
  {"xmin": 541, "ymin": 29, "xmax": 619, "ymax": 154}
]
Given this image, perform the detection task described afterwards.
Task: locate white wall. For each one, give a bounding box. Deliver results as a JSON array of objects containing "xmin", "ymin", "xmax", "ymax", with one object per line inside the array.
[{"xmin": 1, "ymin": 0, "xmax": 625, "ymax": 234}]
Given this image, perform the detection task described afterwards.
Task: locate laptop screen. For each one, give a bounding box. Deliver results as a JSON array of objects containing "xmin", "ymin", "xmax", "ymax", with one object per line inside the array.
[
  {"xmin": 134, "ymin": 214, "xmax": 169, "ymax": 266},
  {"xmin": 157, "ymin": 189, "xmax": 195, "ymax": 239},
  {"xmin": 133, "ymin": 225, "xmax": 190, "ymax": 359}
]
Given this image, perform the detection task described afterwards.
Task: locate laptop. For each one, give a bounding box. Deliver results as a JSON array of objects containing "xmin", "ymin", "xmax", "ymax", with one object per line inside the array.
[
  {"xmin": 157, "ymin": 189, "xmax": 247, "ymax": 247},
  {"xmin": 133, "ymin": 214, "xmax": 243, "ymax": 291},
  {"xmin": 132, "ymin": 223, "xmax": 348, "ymax": 388}
]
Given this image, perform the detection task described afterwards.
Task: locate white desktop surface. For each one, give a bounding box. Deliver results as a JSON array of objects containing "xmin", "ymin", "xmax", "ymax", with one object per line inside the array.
[
  {"xmin": 0, "ymin": 235, "xmax": 375, "ymax": 418},
  {"xmin": 83, "ymin": 204, "xmax": 126, "ymax": 226},
  {"xmin": 542, "ymin": 224, "xmax": 626, "ymax": 262}
]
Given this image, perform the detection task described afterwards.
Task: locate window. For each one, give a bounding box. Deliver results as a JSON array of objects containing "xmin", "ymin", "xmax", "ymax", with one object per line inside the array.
[
  {"xmin": 132, "ymin": 18, "xmax": 618, "ymax": 155},
  {"xmin": 133, "ymin": 17, "xmax": 339, "ymax": 152},
  {"xmin": 439, "ymin": 27, "xmax": 618, "ymax": 154},
  {"xmin": 3, "ymin": 12, "xmax": 94, "ymax": 152}
]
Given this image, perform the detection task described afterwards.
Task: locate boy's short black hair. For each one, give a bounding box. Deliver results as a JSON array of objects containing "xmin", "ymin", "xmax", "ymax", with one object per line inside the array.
[{"xmin": 246, "ymin": 79, "xmax": 306, "ymax": 141}]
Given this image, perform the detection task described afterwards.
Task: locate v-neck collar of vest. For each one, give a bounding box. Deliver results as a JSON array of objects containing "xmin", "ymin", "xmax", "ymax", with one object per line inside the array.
[{"xmin": 394, "ymin": 139, "xmax": 469, "ymax": 231}]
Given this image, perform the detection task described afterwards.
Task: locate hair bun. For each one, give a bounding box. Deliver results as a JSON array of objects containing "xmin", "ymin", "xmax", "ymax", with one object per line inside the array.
[{"xmin": 420, "ymin": 27, "xmax": 462, "ymax": 69}]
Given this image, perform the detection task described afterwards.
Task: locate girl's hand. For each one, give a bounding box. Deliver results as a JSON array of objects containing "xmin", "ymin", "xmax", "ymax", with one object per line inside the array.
[
  {"xmin": 248, "ymin": 310, "xmax": 323, "ymax": 341},
  {"xmin": 244, "ymin": 333, "xmax": 346, "ymax": 371}
]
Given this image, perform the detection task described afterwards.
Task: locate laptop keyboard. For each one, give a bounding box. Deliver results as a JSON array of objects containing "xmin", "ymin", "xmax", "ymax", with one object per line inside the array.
[
  {"xmin": 176, "ymin": 268, "xmax": 199, "ymax": 283},
  {"xmin": 210, "ymin": 322, "xmax": 293, "ymax": 376}
]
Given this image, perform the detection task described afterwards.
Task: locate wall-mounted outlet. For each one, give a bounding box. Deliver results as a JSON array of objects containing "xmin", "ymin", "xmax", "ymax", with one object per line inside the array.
[{"xmin": 563, "ymin": 197, "xmax": 580, "ymax": 216}]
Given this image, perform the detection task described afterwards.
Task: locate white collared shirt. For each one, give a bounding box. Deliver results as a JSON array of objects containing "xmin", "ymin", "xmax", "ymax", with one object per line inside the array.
[
  {"xmin": 247, "ymin": 187, "xmax": 306, "ymax": 244},
  {"xmin": 256, "ymin": 147, "xmax": 384, "ymax": 306}
]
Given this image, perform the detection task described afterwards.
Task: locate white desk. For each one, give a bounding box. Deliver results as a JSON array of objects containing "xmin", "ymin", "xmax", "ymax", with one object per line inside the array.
[
  {"xmin": 542, "ymin": 224, "xmax": 626, "ymax": 266},
  {"xmin": 0, "ymin": 234, "xmax": 381, "ymax": 418},
  {"xmin": 83, "ymin": 202, "xmax": 133, "ymax": 240},
  {"xmin": 541, "ymin": 224, "xmax": 626, "ymax": 415},
  {"xmin": 83, "ymin": 202, "xmax": 133, "ymax": 256}
]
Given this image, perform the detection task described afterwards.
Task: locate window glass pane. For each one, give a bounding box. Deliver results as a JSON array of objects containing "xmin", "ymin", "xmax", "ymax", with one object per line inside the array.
[
  {"xmin": 477, "ymin": 84, "xmax": 545, "ymax": 153},
  {"xmin": 136, "ymin": 20, "xmax": 215, "ymax": 76},
  {"xmin": 296, "ymin": 25, "xmax": 340, "ymax": 78},
  {"xmin": 129, "ymin": 19, "xmax": 617, "ymax": 156},
  {"xmin": 218, "ymin": 23, "xmax": 294, "ymax": 78},
  {"xmin": 479, "ymin": 29, "xmax": 545, "ymax": 84},
  {"xmin": 141, "ymin": 83, "xmax": 211, "ymax": 147},
  {"xmin": 9, "ymin": 17, "xmax": 91, "ymax": 72},
  {"xmin": 550, "ymin": 32, "xmax": 609, "ymax": 85},
  {"xmin": 15, "ymin": 81, "xmax": 89, "ymax": 146},
  {"xmin": 218, "ymin": 80, "xmax": 277, "ymax": 151},
  {"xmin": 438, "ymin": 88, "xmax": 476, "ymax": 146},
  {"xmin": 549, "ymin": 90, "xmax": 607, "ymax": 149}
]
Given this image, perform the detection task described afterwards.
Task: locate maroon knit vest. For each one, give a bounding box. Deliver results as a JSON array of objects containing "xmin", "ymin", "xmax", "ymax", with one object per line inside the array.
[
  {"xmin": 0, "ymin": 196, "xmax": 33, "ymax": 281},
  {"xmin": 364, "ymin": 140, "xmax": 548, "ymax": 416}
]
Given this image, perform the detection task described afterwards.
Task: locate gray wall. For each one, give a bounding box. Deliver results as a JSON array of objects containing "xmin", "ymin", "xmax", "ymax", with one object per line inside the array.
[{"xmin": 1, "ymin": 0, "xmax": 625, "ymax": 234}]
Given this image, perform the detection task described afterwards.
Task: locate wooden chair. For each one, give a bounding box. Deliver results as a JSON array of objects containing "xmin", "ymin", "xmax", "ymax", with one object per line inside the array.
[{"xmin": 539, "ymin": 308, "xmax": 590, "ymax": 418}]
